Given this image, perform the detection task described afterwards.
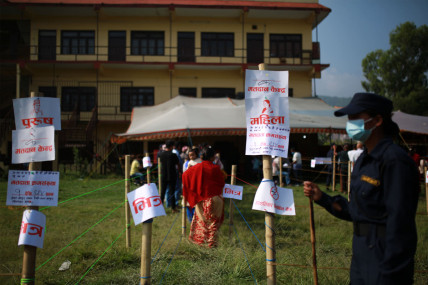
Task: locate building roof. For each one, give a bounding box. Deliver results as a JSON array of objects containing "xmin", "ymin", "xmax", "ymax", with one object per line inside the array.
[
  {"xmin": 111, "ymin": 95, "xmax": 347, "ymax": 143},
  {"xmin": 4, "ymin": 0, "xmax": 331, "ymax": 26},
  {"xmin": 6, "ymin": 0, "xmax": 330, "ymax": 10}
]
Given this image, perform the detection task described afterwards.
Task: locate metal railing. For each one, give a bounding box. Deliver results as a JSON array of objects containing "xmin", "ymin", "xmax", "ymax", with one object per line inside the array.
[{"xmin": 0, "ymin": 44, "xmax": 318, "ymax": 66}]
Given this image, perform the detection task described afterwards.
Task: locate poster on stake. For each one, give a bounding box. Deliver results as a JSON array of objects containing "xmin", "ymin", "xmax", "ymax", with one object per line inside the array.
[
  {"xmin": 245, "ymin": 70, "xmax": 290, "ymax": 158},
  {"xmin": 6, "ymin": 170, "xmax": 59, "ymax": 206},
  {"xmin": 223, "ymin": 184, "xmax": 244, "ymax": 200},
  {"xmin": 13, "ymin": 97, "xmax": 61, "ymax": 130},
  {"xmin": 12, "ymin": 125, "xmax": 55, "ymax": 164},
  {"xmin": 252, "ymin": 179, "xmax": 295, "ymax": 215},
  {"xmin": 18, "ymin": 209, "xmax": 46, "ymax": 248},
  {"xmin": 127, "ymin": 183, "xmax": 166, "ymax": 225}
]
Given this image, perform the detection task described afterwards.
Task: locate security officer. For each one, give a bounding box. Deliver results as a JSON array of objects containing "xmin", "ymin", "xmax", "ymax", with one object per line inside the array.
[{"xmin": 304, "ymin": 93, "xmax": 419, "ymax": 284}]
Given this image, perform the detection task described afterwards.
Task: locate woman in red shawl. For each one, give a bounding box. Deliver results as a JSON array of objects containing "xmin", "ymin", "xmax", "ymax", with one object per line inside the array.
[{"xmin": 182, "ymin": 146, "xmax": 227, "ymax": 248}]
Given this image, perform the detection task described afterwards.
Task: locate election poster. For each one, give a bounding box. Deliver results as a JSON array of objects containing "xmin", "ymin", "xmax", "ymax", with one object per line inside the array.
[
  {"xmin": 13, "ymin": 97, "xmax": 61, "ymax": 130},
  {"xmin": 223, "ymin": 184, "xmax": 244, "ymax": 200},
  {"xmin": 252, "ymin": 179, "xmax": 295, "ymax": 216},
  {"xmin": 127, "ymin": 183, "xmax": 166, "ymax": 225},
  {"xmin": 245, "ymin": 70, "xmax": 290, "ymax": 157},
  {"xmin": 18, "ymin": 209, "xmax": 46, "ymax": 249},
  {"xmin": 12, "ymin": 125, "xmax": 55, "ymax": 164},
  {"xmin": 7, "ymin": 170, "xmax": 60, "ymax": 206}
]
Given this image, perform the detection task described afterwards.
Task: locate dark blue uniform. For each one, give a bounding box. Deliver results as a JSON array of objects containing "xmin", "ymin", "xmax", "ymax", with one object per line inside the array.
[{"xmin": 316, "ymin": 138, "xmax": 419, "ymax": 284}]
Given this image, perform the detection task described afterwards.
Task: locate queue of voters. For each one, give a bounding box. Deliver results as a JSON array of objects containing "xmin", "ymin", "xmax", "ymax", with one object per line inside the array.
[{"xmin": 122, "ymin": 91, "xmax": 423, "ymax": 284}]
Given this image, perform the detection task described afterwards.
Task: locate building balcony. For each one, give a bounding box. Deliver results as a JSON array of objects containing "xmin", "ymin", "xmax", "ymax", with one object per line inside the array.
[{"xmin": 1, "ymin": 42, "xmax": 326, "ymax": 72}]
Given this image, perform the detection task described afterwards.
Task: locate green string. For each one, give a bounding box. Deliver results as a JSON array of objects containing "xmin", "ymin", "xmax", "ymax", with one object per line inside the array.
[
  {"xmin": 75, "ymin": 226, "xmax": 127, "ymax": 284},
  {"xmin": 36, "ymin": 201, "xmax": 125, "ymax": 271},
  {"xmin": 20, "ymin": 278, "xmax": 35, "ymax": 284},
  {"xmin": 40, "ymin": 179, "xmax": 127, "ymax": 211}
]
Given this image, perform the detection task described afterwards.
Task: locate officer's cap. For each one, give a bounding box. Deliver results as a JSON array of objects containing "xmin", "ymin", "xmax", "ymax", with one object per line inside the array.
[{"xmin": 334, "ymin": 92, "xmax": 393, "ymax": 117}]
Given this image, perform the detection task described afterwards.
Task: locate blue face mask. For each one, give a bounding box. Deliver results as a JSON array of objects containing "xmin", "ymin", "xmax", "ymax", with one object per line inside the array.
[{"xmin": 346, "ymin": 118, "xmax": 375, "ymax": 142}]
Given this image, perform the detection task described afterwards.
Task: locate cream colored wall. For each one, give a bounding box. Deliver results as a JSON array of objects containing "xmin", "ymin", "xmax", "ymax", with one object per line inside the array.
[{"xmin": 27, "ymin": 8, "xmax": 315, "ymax": 118}]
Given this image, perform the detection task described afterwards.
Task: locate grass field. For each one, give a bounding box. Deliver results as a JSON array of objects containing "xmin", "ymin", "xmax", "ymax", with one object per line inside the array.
[{"xmin": 0, "ymin": 172, "xmax": 427, "ymax": 285}]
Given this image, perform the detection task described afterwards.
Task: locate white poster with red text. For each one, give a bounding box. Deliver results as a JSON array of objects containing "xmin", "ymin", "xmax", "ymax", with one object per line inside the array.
[
  {"xmin": 127, "ymin": 183, "xmax": 166, "ymax": 225},
  {"xmin": 13, "ymin": 97, "xmax": 61, "ymax": 130},
  {"xmin": 223, "ymin": 184, "xmax": 244, "ymax": 200},
  {"xmin": 18, "ymin": 209, "xmax": 46, "ymax": 248},
  {"xmin": 252, "ymin": 179, "xmax": 295, "ymax": 215},
  {"xmin": 7, "ymin": 170, "xmax": 59, "ymax": 206},
  {"xmin": 245, "ymin": 70, "xmax": 290, "ymax": 157},
  {"xmin": 12, "ymin": 126, "xmax": 55, "ymax": 164}
]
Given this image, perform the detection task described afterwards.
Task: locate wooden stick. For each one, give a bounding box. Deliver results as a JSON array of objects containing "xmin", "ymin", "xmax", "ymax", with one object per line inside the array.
[
  {"xmin": 309, "ymin": 198, "xmax": 319, "ymax": 285},
  {"xmin": 279, "ymin": 157, "xmax": 284, "ymax": 187},
  {"xmin": 141, "ymin": 153, "xmax": 152, "ymax": 284},
  {"xmin": 229, "ymin": 165, "xmax": 237, "ymax": 241},
  {"xmin": 146, "ymin": 153, "xmax": 150, "ymax": 184},
  {"xmin": 125, "ymin": 155, "xmax": 131, "ymax": 248},
  {"xmin": 21, "ymin": 92, "xmax": 41, "ymax": 285},
  {"xmin": 259, "ymin": 63, "xmax": 276, "ymax": 285},
  {"xmin": 425, "ymin": 165, "xmax": 427, "ymax": 215},
  {"xmin": 158, "ymin": 157, "xmax": 162, "ymax": 198},
  {"xmin": 140, "ymin": 220, "xmax": 152, "ymax": 285},
  {"xmin": 182, "ymin": 196, "xmax": 187, "ymax": 237},
  {"xmin": 332, "ymin": 154, "xmax": 336, "ymax": 191}
]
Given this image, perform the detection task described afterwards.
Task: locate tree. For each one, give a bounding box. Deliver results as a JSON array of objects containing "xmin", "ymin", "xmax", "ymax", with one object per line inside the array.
[{"xmin": 362, "ymin": 22, "xmax": 428, "ymax": 115}]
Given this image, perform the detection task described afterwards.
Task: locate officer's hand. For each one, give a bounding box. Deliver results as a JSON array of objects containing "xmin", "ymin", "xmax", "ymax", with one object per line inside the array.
[{"xmin": 303, "ymin": 181, "xmax": 322, "ymax": 202}]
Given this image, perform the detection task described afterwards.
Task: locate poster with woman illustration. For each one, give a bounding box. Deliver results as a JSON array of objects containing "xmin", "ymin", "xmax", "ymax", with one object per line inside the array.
[{"xmin": 245, "ymin": 70, "xmax": 290, "ymax": 158}]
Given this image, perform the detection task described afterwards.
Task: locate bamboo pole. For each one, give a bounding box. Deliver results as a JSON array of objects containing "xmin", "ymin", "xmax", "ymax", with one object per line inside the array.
[
  {"xmin": 309, "ymin": 198, "xmax": 318, "ymax": 285},
  {"xmin": 158, "ymin": 157, "xmax": 162, "ymax": 198},
  {"xmin": 229, "ymin": 165, "xmax": 237, "ymax": 240},
  {"xmin": 425, "ymin": 165, "xmax": 427, "ymax": 215},
  {"xmin": 182, "ymin": 197, "xmax": 187, "ymax": 237},
  {"xmin": 332, "ymin": 154, "xmax": 336, "ymax": 191},
  {"xmin": 263, "ymin": 155, "xmax": 276, "ymax": 285},
  {"xmin": 259, "ymin": 63, "xmax": 276, "ymax": 285},
  {"xmin": 125, "ymin": 155, "xmax": 131, "ymax": 248},
  {"xmin": 141, "ymin": 153, "xmax": 152, "ymax": 285},
  {"xmin": 21, "ymin": 92, "xmax": 40, "ymax": 285},
  {"xmin": 347, "ymin": 161, "xmax": 352, "ymax": 201},
  {"xmin": 279, "ymin": 157, "xmax": 284, "ymax": 187}
]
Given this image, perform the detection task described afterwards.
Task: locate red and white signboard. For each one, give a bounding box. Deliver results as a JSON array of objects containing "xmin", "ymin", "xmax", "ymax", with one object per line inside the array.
[
  {"xmin": 245, "ymin": 70, "xmax": 290, "ymax": 158},
  {"xmin": 127, "ymin": 183, "xmax": 166, "ymax": 225},
  {"xmin": 13, "ymin": 97, "xmax": 61, "ymax": 130},
  {"xmin": 18, "ymin": 209, "xmax": 46, "ymax": 248},
  {"xmin": 223, "ymin": 184, "xmax": 244, "ymax": 200},
  {"xmin": 12, "ymin": 126, "xmax": 55, "ymax": 164},
  {"xmin": 426, "ymin": 170, "xmax": 428, "ymax": 183},
  {"xmin": 7, "ymin": 170, "xmax": 59, "ymax": 206},
  {"xmin": 252, "ymin": 179, "xmax": 295, "ymax": 216}
]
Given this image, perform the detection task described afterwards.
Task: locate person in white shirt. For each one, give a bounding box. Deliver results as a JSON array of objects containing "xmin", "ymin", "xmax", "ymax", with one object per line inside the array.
[
  {"xmin": 290, "ymin": 147, "xmax": 302, "ymax": 185},
  {"xmin": 348, "ymin": 141, "xmax": 364, "ymax": 171}
]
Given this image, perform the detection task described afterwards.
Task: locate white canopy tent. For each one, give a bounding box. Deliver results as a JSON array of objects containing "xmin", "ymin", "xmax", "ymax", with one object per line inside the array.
[
  {"xmin": 392, "ymin": 111, "xmax": 428, "ymax": 135},
  {"xmin": 112, "ymin": 96, "xmax": 348, "ymax": 143}
]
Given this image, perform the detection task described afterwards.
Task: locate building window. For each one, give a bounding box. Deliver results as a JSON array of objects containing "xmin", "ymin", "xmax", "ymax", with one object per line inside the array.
[
  {"xmin": 131, "ymin": 31, "xmax": 164, "ymax": 55},
  {"xmin": 120, "ymin": 87, "xmax": 154, "ymax": 112},
  {"xmin": 202, "ymin": 88, "xmax": 235, "ymax": 98},
  {"xmin": 61, "ymin": 87, "xmax": 96, "ymax": 112},
  {"xmin": 270, "ymin": 34, "xmax": 302, "ymax": 58},
  {"xmin": 38, "ymin": 30, "xmax": 56, "ymax": 60},
  {"xmin": 38, "ymin": 86, "xmax": 57, "ymax": 98},
  {"xmin": 61, "ymin": 31, "xmax": 95, "ymax": 55},
  {"xmin": 179, "ymin": 87, "xmax": 197, "ymax": 97},
  {"xmin": 201, "ymin": 32, "xmax": 234, "ymax": 57},
  {"xmin": 288, "ymin": 88, "xmax": 293, "ymax": 98}
]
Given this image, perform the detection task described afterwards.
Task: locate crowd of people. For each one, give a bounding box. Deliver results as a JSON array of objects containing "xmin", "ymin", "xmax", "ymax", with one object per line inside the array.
[{"xmin": 129, "ymin": 140, "xmax": 228, "ymax": 247}]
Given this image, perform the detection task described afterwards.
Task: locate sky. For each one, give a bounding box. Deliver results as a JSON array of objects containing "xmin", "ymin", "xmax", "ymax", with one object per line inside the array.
[{"xmin": 314, "ymin": 0, "xmax": 428, "ymax": 97}]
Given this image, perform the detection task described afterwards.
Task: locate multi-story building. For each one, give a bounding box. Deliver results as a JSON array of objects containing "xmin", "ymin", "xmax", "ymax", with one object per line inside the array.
[{"xmin": 0, "ymin": 0, "xmax": 330, "ymax": 168}]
